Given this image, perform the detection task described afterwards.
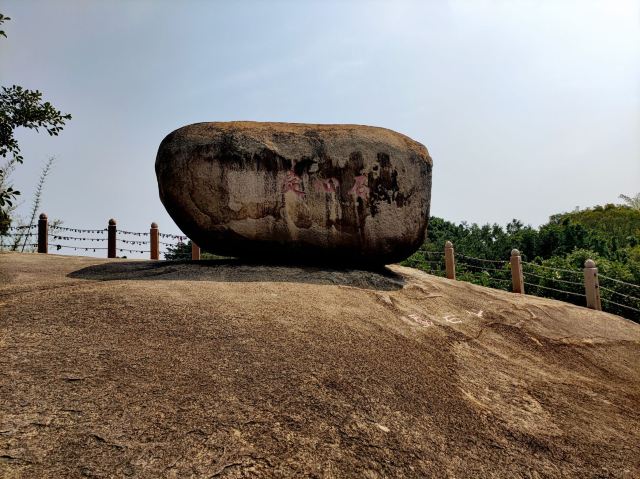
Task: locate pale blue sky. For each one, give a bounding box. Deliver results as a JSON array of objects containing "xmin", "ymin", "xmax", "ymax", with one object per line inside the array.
[{"xmin": 2, "ymin": 0, "xmax": 639, "ymax": 254}]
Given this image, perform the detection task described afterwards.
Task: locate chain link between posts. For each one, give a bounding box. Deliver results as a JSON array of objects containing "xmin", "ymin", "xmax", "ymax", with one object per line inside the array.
[{"xmin": 3, "ymin": 223, "xmax": 189, "ymax": 259}]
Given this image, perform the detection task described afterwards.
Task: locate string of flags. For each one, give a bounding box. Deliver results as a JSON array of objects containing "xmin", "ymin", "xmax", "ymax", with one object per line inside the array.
[
  {"xmin": 48, "ymin": 234, "xmax": 107, "ymax": 242},
  {"xmin": 4, "ymin": 222, "xmax": 188, "ymax": 258},
  {"xmin": 118, "ymin": 238, "xmax": 150, "ymax": 245},
  {"xmin": 7, "ymin": 234, "xmax": 183, "ymax": 248},
  {"xmin": 47, "ymin": 244, "xmax": 151, "ymax": 254},
  {"xmin": 160, "ymin": 251, "xmax": 192, "ymax": 258},
  {"xmin": 160, "ymin": 233, "xmax": 187, "ymax": 240},
  {"xmin": 51, "ymin": 244, "xmax": 108, "ymax": 251},
  {"xmin": 117, "ymin": 247, "xmax": 150, "ymax": 253},
  {"xmin": 9, "ymin": 225, "xmax": 187, "ymax": 239},
  {"xmin": 118, "ymin": 230, "xmax": 187, "ymax": 240},
  {"xmin": 118, "ymin": 229, "xmax": 150, "ymax": 236},
  {"xmin": 7, "ymin": 225, "xmax": 36, "ymax": 230},
  {"xmin": 3, "ymin": 240, "xmax": 185, "ymax": 258},
  {"xmin": 3, "ymin": 232, "xmax": 36, "ymax": 237},
  {"xmin": 52, "ymin": 226, "xmax": 107, "ymax": 234}
]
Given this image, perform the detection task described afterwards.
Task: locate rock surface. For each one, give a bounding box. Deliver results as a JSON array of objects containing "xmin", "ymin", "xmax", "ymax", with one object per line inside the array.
[
  {"xmin": 155, "ymin": 122, "xmax": 432, "ymax": 264},
  {"xmin": 1, "ymin": 252, "xmax": 640, "ymax": 477}
]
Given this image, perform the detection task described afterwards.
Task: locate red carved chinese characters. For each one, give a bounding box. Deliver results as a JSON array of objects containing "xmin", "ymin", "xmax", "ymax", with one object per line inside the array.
[
  {"xmin": 349, "ymin": 175, "xmax": 369, "ymax": 199},
  {"xmin": 283, "ymin": 170, "xmax": 305, "ymax": 198}
]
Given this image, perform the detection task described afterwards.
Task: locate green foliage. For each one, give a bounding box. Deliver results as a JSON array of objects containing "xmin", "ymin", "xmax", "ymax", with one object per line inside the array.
[
  {"xmin": 163, "ymin": 240, "xmax": 223, "ymax": 261},
  {"xmin": 0, "ymin": 85, "xmax": 72, "ymax": 165},
  {"xmin": 0, "ymin": 13, "xmax": 71, "ymax": 234},
  {"xmin": 549, "ymin": 203, "xmax": 640, "ymax": 249},
  {"xmin": 407, "ymin": 217, "xmax": 538, "ymax": 265},
  {"xmin": 0, "ymin": 184, "xmax": 18, "ymax": 208},
  {"xmin": 0, "ymin": 85, "xmax": 71, "ymax": 218},
  {"xmin": 0, "ymin": 208, "xmax": 10, "ymax": 234},
  {"xmin": 163, "ymin": 241, "xmax": 191, "ymax": 260}
]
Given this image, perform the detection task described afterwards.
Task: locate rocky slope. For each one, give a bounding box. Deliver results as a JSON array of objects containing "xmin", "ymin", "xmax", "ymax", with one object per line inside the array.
[{"xmin": 1, "ymin": 252, "xmax": 639, "ymax": 477}]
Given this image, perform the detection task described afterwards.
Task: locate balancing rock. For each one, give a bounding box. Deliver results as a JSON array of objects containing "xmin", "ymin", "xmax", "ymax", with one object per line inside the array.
[{"xmin": 155, "ymin": 122, "xmax": 432, "ymax": 264}]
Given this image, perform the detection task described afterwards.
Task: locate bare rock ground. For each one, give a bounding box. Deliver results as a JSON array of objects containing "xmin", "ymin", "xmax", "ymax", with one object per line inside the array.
[{"xmin": 1, "ymin": 252, "xmax": 639, "ymax": 478}]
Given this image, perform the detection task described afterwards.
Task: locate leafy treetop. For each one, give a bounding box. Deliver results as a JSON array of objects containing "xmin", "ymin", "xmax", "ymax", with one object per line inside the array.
[
  {"xmin": 0, "ymin": 85, "xmax": 72, "ymax": 166},
  {"xmin": 0, "ymin": 13, "xmax": 71, "ymax": 222}
]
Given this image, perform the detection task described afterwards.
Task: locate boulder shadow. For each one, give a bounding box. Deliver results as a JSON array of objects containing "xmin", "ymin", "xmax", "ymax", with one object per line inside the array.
[{"xmin": 67, "ymin": 258, "xmax": 405, "ymax": 291}]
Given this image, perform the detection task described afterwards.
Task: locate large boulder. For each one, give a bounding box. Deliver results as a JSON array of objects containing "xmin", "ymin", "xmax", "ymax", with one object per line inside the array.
[{"xmin": 155, "ymin": 122, "xmax": 432, "ymax": 264}]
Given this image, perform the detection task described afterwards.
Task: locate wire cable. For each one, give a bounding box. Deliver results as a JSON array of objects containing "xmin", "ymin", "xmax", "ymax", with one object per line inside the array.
[
  {"xmin": 522, "ymin": 262, "xmax": 583, "ymax": 276},
  {"xmin": 599, "ymin": 286, "xmax": 640, "ymax": 302},
  {"xmin": 601, "ymin": 298, "xmax": 640, "ymax": 313},
  {"xmin": 523, "ymin": 282, "xmax": 585, "ymax": 298},
  {"xmin": 456, "ymin": 254, "xmax": 508, "ymax": 264},
  {"xmin": 522, "ymin": 271, "xmax": 584, "ymax": 287},
  {"xmin": 598, "ymin": 275, "xmax": 640, "ymax": 291},
  {"xmin": 457, "ymin": 262, "xmax": 510, "ymax": 273}
]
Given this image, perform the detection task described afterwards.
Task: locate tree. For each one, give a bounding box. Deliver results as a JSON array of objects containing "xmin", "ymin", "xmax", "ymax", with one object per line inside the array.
[
  {"xmin": 164, "ymin": 240, "xmax": 225, "ymax": 260},
  {"xmin": 164, "ymin": 240, "xmax": 191, "ymax": 260},
  {"xmin": 0, "ymin": 13, "xmax": 71, "ymax": 233},
  {"xmin": 619, "ymin": 193, "xmax": 640, "ymax": 210}
]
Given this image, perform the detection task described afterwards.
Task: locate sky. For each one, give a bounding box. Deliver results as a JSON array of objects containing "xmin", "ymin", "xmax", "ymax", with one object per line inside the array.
[{"xmin": 2, "ymin": 0, "xmax": 639, "ymax": 257}]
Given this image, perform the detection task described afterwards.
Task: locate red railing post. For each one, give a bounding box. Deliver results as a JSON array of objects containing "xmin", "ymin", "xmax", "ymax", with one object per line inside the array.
[
  {"xmin": 150, "ymin": 222, "xmax": 159, "ymax": 260},
  {"xmin": 108, "ymin": 219, "xmax": 116, "ymax": 258},
  {"xmin": 191, "ymin": 242, "xmax": 200, "ymax": 260},
  {"xmin": 37, "ymin": 213, "xmax": 48, "ymax": 254}
]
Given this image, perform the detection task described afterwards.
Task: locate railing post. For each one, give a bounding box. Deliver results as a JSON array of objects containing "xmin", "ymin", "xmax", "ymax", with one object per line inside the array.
[
  {"xmin": 191, "ymin": 242, "xmax": 200, "ymax": 261},
  {"xmin": 445, "ymin": 241, "xmax": 456, "ymax": 280},
  {"xmin": 584, "ymin": 259, "xmax": 602, "ymax": 311},
  {"xmin": 150, "ymin": 222, "xmax": 159, "ymax": 260},
  {"xmin": 37, "ymin": 213, "xmax": 48, "ymax": 254},
  {"xmin": 510, "ymin": 249, "xmax": 525, "ymax": 294},
  {"xmin": 108, "ymin": 218, "xmax": 116, "ymax": 258}
]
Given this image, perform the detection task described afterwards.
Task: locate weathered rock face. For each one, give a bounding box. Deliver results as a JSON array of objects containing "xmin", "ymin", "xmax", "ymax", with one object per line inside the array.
[{"xmin": 155, "ymin": 122, "xmax": 432, "ymax": 264}]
